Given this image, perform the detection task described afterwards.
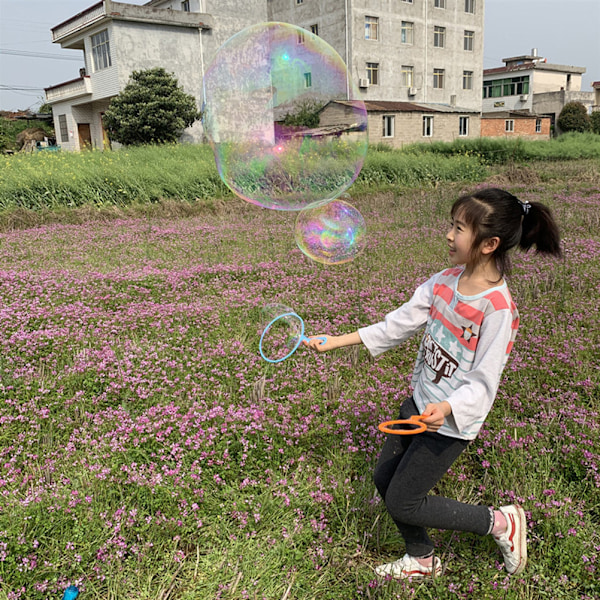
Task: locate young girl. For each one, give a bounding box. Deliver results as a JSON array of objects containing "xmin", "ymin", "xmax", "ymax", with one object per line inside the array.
[{"xmin": 305, "ymin": 188, "xmax": 562, "ymax": 578}]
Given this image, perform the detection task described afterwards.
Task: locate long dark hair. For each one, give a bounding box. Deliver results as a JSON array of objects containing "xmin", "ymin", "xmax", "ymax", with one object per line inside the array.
[{"xmin": 451, "ymin": 188, "xmax": 562, "ymax": 278}]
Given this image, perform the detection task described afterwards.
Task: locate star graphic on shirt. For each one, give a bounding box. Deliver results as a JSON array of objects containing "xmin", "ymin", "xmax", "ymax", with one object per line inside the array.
[{"xmin": 461, "ymin": 325, "xmax": 476, "ymax": 341}]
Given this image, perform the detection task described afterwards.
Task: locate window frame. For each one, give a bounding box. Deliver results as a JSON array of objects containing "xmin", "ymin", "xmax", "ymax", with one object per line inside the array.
[
  {"xmin": 310, "ymin": 23, "xmax": 319, "ymax": 36},
  {"xmin": 304, "ymin": 72, "xmax": 312, "ymax": 88},
  {"xmin": 434, "ymin": 0, "xmax": 446, "ymax": 8},
  {"xmin": 459, "ymin": 116, "xmax": 469, "ymax": 136},
  {"xmin": 536, "ymin": 118, "xmax": 542, "ymax": 133},
  {"xmin": 423, "ymin": 115, "xmax": 434, "ymax": 137},
  {"xmin": 91, "ymin": 29, "xmax": 112, "ymax": 72},
  {"xmin": 383, "ymin": 115, "xmax": 395, "ymax": 138},
  {"xmin": 366, "ymin": 62, "xmax": 379, "ymax": 85},
  {"xmin": 401, "ymin": 65, "xmax": 414, "ymax": 87},
  {"xmin": 433, "ymin": 68, "xmax": 445, "ymax": 89},
  {"xmin": 365, "ymin": 15, "xmax": 379, "ymax": 41},
  {"xmin": 433, "ymin": 26, "xmax": 446, "ymax": 48},
  {"xmin": 464, "ymin": 30, "xmax": 474, "ymax": 51},
  {"xmin": 181, "ymin": 0, "xmax": 190, "ymax": 11},
  {"xmin": 505, "ymin": 119, "xmax": 515, "ymax": 132},
  {"xmin": 58, "ymin": 114, "xmax": 69, "ymax": 143},
  {"xmin": 465, "ymin": 0, "xmax": 475, "ymax": 13},
  {"xmin": 401, "ymin": 21, "xmax": 414, "ymax": 45},
  {"xmin": 463, "ymin": 70, "xmax": 473, "ymax": 90}
]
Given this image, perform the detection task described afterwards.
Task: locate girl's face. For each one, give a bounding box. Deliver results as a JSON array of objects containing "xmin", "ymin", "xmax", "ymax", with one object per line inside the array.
[{"xmin": 446, "ymin": 212, "xmax": 476, "ymax": 266}]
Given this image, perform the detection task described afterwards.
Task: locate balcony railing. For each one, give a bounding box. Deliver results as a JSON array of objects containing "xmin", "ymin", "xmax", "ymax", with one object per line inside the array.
[
  {"xmin": 52, "ymin": 2, "xmax": 105, "ymax": 42},
  {"xmin": 45, "ymin": 77, "xmax": 93, "ymax": 103}
]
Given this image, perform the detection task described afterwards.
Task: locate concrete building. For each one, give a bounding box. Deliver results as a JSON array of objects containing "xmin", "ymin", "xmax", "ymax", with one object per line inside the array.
[
  {"xmin": 482, "ymin": 49, "xmax": 594, "ymax": 133},
  {"xmin": 268, "ymin": 0, "xmax": 484, "ymax": 111},
  {"xmin": 45, "ymin": 0, "xmax": 485, "ymax": 150},
  {"xmin": 45, "ymin": 0, "xmax": 266, "ymax": 150}
]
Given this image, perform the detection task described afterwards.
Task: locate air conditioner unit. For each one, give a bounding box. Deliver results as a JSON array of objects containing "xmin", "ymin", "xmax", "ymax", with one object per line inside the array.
[
  {"xmin": 519, "ymin": 94, "xmax": 529, "ymax": 101},
  {"xmin": 359, "ymin": 78, "xmax": 370, "ymax": 88},
  {"xmin": 408, "ymin": 87, "xmax": 417, "ymax": 96}
]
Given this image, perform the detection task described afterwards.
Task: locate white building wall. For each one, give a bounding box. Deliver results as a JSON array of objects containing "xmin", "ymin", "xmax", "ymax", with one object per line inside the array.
[{"xmin": 268, "ymin": 0, "xmax": 484, "ymax": 110}]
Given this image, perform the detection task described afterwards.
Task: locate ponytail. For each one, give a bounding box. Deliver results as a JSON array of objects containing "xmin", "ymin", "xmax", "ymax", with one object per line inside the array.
[{"xmin": 520, "ymin": 202, "xmax": 562, "ymax": 258}]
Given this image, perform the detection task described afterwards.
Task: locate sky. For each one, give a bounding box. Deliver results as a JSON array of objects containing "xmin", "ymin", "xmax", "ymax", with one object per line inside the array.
[{"xmin": 0, "ymin": 0, "xmax": 598, "ymax": 112}]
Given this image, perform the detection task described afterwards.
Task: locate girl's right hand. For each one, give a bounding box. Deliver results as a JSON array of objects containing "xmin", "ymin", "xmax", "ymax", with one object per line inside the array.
[{"xmin": 304, "ymin": 335, "xmax": 335, "ymax": 352}]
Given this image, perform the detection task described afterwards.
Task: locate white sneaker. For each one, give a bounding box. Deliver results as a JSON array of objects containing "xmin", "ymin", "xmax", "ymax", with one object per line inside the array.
[
  {"xmin": 374, "ymin": 553, "xmax": 442, "ymax": 579},
  {"xmin": 493, "ymin": 504, "xmax": 527, "ymax": 575}
]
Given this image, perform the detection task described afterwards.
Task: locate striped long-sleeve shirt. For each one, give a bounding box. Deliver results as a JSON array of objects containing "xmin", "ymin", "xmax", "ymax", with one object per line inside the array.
[{"xmin": 359, "ymin": 267, "xmax": 519, "ymax": 440}]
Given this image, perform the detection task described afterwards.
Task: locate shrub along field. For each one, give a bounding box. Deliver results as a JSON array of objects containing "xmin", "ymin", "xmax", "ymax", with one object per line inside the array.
[{"xmin": 0, "ymin": 143, "xmax": 598, "ymax": 600}]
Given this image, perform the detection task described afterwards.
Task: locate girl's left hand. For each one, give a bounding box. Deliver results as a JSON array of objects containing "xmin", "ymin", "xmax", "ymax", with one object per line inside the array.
[{"xmin": 421, "ymin": 402, "xmax": 452, "ymax": 432}]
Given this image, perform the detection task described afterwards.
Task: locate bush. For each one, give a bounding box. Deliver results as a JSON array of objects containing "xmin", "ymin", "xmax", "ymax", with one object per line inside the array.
[
  {"xmin": 590, "ymin": 111, "xmax": 600, "ymax": 135},
  {"xmin": 557, "ymin": 101, "xmax": 591, "ymax": 133},
  {"xmin": 103, "ymin": 68, "xmax": 201, "ymax": 145}
]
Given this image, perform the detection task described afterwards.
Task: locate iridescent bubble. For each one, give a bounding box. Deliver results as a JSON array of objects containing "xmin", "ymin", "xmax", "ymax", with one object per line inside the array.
[
  {"xmin": 294, "ymin": 199, "xmax": 367, "ymax": 264},
  {"xmin": 202, "ymin": 22, "xmax": 368, "ymax": 211}
]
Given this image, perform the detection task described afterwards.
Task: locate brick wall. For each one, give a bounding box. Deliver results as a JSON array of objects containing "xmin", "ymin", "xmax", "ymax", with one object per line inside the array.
[{"xmin": 481, "ymin": 116, "xmax": 551, "ymax": 139}]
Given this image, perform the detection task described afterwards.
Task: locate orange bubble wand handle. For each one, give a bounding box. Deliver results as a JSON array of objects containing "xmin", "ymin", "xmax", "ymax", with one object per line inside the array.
[{"xmin": 378, "ymin": 414, "xmax": 427, "ymax": 435}]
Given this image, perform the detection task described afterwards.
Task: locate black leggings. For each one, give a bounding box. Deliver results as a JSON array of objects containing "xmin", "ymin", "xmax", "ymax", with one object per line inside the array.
[{"xmin": 373, "ymin": 397, "xmax": 493, "ymax": 558}]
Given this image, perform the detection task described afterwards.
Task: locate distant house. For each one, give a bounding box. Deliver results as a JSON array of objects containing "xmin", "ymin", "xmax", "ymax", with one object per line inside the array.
[
  {"xmin": 480, "ymin": 111, "xmax": 550, "ymax": 140},
  {"xmin": 482, "ymin": 49, "xmax": 593, "ymax": 134},
  {"xmin": 339, "ymin": 100, "xmax": 480, "ymax": 148},
  {"xmin": 45, "ymin": 0, "xmax": 266, "ymax": 151}
]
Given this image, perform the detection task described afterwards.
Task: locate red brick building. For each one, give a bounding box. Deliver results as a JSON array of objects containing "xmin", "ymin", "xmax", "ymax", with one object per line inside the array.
[{"xmin": 481, "ymin": 110, "xmax": 551, "ymax": 140}]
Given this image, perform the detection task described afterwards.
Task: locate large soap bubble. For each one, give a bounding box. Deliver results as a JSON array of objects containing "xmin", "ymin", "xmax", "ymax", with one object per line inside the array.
[
  {"xmin": 294, "ymin": 198, "xmax": 367, "ymax": 264},
  {"xmin": 202, "ymin": 22, "xmax": 368, "ymax": 211}
]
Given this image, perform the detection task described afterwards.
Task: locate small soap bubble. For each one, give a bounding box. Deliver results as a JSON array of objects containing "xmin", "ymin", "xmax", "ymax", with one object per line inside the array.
[
  {"xmin": 294, "ymin": 199, "xmax": 367, "ymax": 264},
  {"xmin": 202, "ymin": 22, "xmax": 368, "ymax": 211}
]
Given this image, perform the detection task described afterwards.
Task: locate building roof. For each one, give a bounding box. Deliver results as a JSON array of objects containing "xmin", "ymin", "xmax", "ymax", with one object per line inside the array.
[
  {"xmin": 357, "ymin": 100, "xmax": 479, "ymax": 114},
  {"xmin": 481, "ymin": 110, "xmax": 547, "ymax": 119},
  {"xmin": 484, "ymin": 62, "xmax": 586, "ymax": 77}
]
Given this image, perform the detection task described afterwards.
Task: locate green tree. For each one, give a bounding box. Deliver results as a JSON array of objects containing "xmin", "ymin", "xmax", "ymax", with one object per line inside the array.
[
  {"xmin": 590, "ymin": 110, "xmax": 600, "ymax": 135},
  {"xmin": 556, "ymin": 101, "xmax": 591, "ymax": 133},
  {"xmin": 103, "ymin": 68, "xmax": 200, "ymax": 145}
]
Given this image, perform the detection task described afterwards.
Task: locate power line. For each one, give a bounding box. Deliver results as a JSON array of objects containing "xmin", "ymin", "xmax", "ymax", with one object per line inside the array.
[
  {"xmin": 0, "ymin": 84, "xmax": 45, "ymax": 91},
  {"xmin": 0, "ymin": 49, "xmax": 82, "ymax": 61}
]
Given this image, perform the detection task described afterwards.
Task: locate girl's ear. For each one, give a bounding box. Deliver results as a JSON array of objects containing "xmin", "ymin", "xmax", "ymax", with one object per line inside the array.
[{"xmin": 481, "ymin": 236, "xmax": 500, "ymax": 255}]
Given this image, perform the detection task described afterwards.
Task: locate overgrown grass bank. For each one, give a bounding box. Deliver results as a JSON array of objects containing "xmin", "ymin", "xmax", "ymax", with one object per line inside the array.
[{"xmin": 2, "ymin": 133, "xmax": 598, "ymax": 217}]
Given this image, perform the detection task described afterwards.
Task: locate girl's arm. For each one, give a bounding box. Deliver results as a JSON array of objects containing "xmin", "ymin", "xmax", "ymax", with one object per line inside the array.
[{"xmin": 304, "ymin": 331, "xmax": 361, "ymax": 352}]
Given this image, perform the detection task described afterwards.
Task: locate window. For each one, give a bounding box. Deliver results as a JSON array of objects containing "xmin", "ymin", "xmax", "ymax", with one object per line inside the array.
[
  {"xmin": 401, "ymin": 65, "xmax": 414, "ymax": 87},
  {"xmin": 304, "ymin": 72, "xmax": 312, "ymax": 88},
  {"xmin": 505, "ymin": 119, "xmax": 514, "ymax": 132},
  {"xmin": 459, "ymin": 116, "xmax": 469, "ymax": 136},
  {"xmin": 434, "ymin": 0, "xmax": 446, "ymax": 7},
  {"xmin": 403, "ymin": 0, "xmax": 413, "ymax": 3},
  {"xmin": 433, "ymin": 68, "xmax": 445, "ymax": 89},
  {"xmin": 464, "ymin": 30, "xmax": 474, "ymax": 51},
  {"xmin": 423, "ymin": 116, "xmax": 434, "ymax": 137},
  {"xmin": 383, "ymin": 115, "xmax": 395, "ymax": 138},
  {"xmin": 181, "ymin": 0, "xmax": 190, "ymax": 11},
  {"xmin": 91, "ymin": 29, "xmax": 111, "ymax": 71},
  {"xmin": 297, "ymin": 30, "xmax": 305, "ymax": 44},
  {"xmin": 484, "ymin": 76, "xmax": 530, "ymax": 98},
  {"xmin": 465, "ymin": 0, "xmax": 475, "ymax": 13},
  {"xmin": 310, "ymin": 24, "xmax": 319, "ymax": 36},
  {"xmin": 463, "ymin": 70, "xmax": 473, "ymax": 90},
  {"xmin": 433, "ymin": 26, "xmax": 446, "ymax": 48},
  {"xmin": 366, "ymin": 62, "xmax": 379, "ymax": 85},
  {"xmin": 401, "ymin": 21, "xmax": 414, "ymax": 44},
  {"xmin": 296, "ymin": 0, "xmax": 303, "ymax": 4},
  {"xmin": 58, "ymin": 114, "xmax": 68, "ymax": 143},
  {"xmin": 365, "ymin": 16, "xmax": 379, "ymax": 41},
  {"xmin": 536, "ymin": 118, "xmax": 542, "ymax": 133}
]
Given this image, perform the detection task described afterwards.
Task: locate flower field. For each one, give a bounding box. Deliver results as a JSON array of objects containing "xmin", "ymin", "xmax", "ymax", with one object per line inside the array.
[{"xmin": 0, "ymin": 173, "xmax": 598, "ymax": 599}]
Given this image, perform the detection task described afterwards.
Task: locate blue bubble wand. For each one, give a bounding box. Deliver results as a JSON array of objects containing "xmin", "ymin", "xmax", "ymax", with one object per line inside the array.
[{"xmin": 259, "ymin": 306, "xmax": 326, "ymax": 363}]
